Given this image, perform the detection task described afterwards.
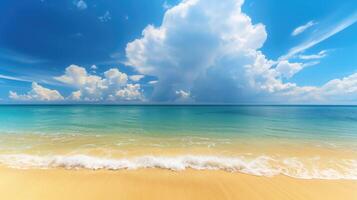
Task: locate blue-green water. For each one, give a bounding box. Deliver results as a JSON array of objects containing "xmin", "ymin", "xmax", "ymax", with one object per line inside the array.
[
  {"xmin": 1, "ymin": 105, "xmax": 357, "ymax": 141},
  {"xmin": 1, "ymin": 105, "xmax": 357, "ymax": 179}
]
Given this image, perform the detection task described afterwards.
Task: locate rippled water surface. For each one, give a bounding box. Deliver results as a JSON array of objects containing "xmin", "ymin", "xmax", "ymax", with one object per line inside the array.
[{"xmin": 1, "ymin": 105, "xmax": 357, "ymax": 179}]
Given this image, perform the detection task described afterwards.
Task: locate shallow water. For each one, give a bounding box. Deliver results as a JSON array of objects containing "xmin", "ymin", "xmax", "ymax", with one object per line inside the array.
[{"xmin": 1, "ymin": 105, "xmax": 357, "ymax": 179}]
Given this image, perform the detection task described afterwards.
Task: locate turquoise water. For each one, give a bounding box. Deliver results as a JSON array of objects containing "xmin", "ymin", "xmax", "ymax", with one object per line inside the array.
[
  {"xmin": 1, "ymin": 105, "xmax": 357, "ymax": 141},
  {"xmin": 1, "ymin": 105, "xmax": 357, "ymax": 179}
]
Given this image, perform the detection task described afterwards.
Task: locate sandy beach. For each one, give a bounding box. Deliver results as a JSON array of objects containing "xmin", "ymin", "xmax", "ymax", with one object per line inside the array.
[{"xmin": 0, "ymin": 167, "xmax": 356, "ymax": 200}]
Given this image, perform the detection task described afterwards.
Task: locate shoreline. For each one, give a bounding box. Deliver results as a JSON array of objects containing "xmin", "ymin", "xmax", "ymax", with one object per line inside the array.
[
  {"xmin": 0, "ymin": 167, "xmax": 356, "ymax": 200},
  {"xmin": 1, "ymin": 152, "xmax": 357, "ymax": 180}
]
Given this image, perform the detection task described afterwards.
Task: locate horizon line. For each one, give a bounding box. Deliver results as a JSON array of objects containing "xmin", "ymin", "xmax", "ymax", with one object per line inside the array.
[{"xmin": 1, "ymin": 103, "xmax": 357, "ymax": 106}]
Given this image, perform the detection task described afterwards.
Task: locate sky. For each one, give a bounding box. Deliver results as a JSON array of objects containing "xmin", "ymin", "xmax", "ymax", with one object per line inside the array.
[{"xmin": 0, "ymin": 0, "xmax": 357, "ymax": 104}]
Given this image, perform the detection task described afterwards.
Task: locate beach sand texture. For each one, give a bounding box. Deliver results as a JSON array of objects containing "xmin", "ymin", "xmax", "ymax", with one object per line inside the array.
[{"xmin": 0, "ymin": 168, "xmax": 356, "ymax": 200}]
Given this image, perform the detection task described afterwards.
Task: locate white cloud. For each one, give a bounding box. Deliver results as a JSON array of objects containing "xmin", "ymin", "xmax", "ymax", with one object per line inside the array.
[
  {"xmin": 0, "ymin": 74, "xmax": 31, "ymax": 83},
  {"xmin": 284, "ymin": 73, "xmax": 357, "ymax": 103},
  {"xmin": 291, "ymin": 21, "xmax": 317, "ymax": 36},
  {"xmin": 298, "ymin": 50, "xmax": 328, "ymax": 60},
  {"xmin": 68, "ymin": 90, "xmax": 82, "ymax": 101},
  {"xmin": 126, "ymin": 0, "xmax": 269, "ymax": 102},
  {"xmin": 148, "ymin": 80, "xmax": 158, "ymax": 84},
  {"xmin": 274, "ymin": 60, "xmax": 320, "ymax": 79},
  {"xmin": 282, "ymin": 12, "xmax": 357, "ymax": 60},
  {"xmin": 320, "ymin": 73, "xmax": 357, "ymax": 99},
  {"xmin": 9, "ymin": 0, "xmax": 355, "ymax": 104},
  {"xmin": 90, "ymin": 65, "xmax": 97, "ymax": 70},
  {"xmin": 99, "ymin": 11, "xmax": 111, "ymax": 22},
  {"xmin": 275, "ymin": 60, "xmax": 303, "ymax": 79},
  {"xmin": 54, "ymin": 65, "xmax": 143, "ymax": 102},
  {"xmin": 104, "ymin": 68, "xmax": 128, "ymax": 86},
  {"xmin": 129, "ymin": 75, "xmax": 145, "ymax": 82},
  {"xmin": 115, "ymin": 84, "xmax": 143, "ymax": 101},
  {"xmin": 74, "ymin": 0, "xmax": 87, "ymax": 10},
  {"xmin": 0, "ymin": 71, "xmax": 62, "ymax": 87},
  {"xmin": 55, "ymin": 64, "xmax": 96, "ymax": 87},
  {"xmin": 124, "ymin": 0, "xmax": 357, "ymax": 104},
  {"xmin": 9, "ymin": 82, "xmax": 64, "ymax": 101},
  {"xmin": 175, "ymin": 90, "xmax": 191, "ymax": 102}
]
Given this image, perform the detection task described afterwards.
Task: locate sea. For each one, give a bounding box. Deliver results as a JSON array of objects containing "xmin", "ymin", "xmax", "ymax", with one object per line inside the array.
[{"xmin": 0, "ymin": 105, "xmax": 357, "ymax": 179}]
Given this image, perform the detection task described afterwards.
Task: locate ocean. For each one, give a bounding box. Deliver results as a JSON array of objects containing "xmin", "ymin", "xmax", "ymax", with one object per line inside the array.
[{"xmin": 0, "ymin": 105, "xmax": 357, "ymax": 179}]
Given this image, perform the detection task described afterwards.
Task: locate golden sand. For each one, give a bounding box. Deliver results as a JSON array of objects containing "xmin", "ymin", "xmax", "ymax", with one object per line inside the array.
[
  {"xmin": 1, "ymin": 134, "xmax": 357, "ymax": 199},
  {"xmin": 0, "ymin": 168, "xmax": 356, "ymax": 200}
]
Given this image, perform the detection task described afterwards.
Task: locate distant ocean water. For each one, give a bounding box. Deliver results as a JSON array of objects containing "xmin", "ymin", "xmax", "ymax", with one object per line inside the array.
[{"xmin": 1, "ymin": 105, "xmax": 357, "ymax": 179}]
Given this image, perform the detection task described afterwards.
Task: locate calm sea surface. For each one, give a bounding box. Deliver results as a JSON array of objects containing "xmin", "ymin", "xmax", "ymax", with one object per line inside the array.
[
  {"xmin": 1, "ymin": 105, "xmax": 357, "ymax": 139},
  {"xmin": 0, "ymin": 105, "xmax": 357, "ymax": 179}
]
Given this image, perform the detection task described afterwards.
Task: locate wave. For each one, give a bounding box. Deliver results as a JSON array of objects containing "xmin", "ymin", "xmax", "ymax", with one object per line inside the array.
[{"xmin": 0, "ymin": 154, "xmax": 357, "ymax": 180}]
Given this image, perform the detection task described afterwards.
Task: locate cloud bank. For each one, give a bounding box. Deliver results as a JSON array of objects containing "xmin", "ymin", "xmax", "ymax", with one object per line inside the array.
[
  {"xmin": 10, "ymin": 65, "xmax": 144, "ymax": 102},
  {"xmin": 9, "ymin": 82, "xmax": 64, "ymax": 101},
  {"xmin": 54, "ymin": 65, "xmax": 144, "ymax": 102}
]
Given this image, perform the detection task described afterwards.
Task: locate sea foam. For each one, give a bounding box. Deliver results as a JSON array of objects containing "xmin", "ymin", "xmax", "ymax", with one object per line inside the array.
[{"xmin": 0, "ymin": 154, "xmax": 357, "ymax": 180}]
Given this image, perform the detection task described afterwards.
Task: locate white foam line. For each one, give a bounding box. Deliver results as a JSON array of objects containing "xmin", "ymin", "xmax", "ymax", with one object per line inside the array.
[{"xmin": 0, "ymin": 154, "xmax": 357, "ymax": 180}]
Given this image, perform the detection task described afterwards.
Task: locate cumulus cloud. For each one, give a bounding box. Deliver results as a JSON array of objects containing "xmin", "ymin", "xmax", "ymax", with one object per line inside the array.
[
  {"xmin": 104, "ymin": 68, "xmax": 128, "ymax": 86},
  {"xmin": 291, "ymin": 20, "xmax": 317, "ymax": 36},
  {"xmin": 125, "ymin": 0, "xmax": 357, "ymax": 104},
  {"xmin": 126, "ymin": 0, "xmax": 270, "ymax": 102},
  {"xmin": 68, "ymin": 90, "xmax": 82, "ymax": 101},
  {"xmin": 283, "ymin": 73, "xmax": 357, "ymax": 103},
  {"xmin": 9, "ymin": 0, "xmax": 356, "ymax": 104},
  {"xmin": 275, "ymin": 60, "xmax": 303, "ymax": 79},
  {"xmin": 115, "ymin": 84, "xmax": 143, "ymax": 101},
  {"xmin": 54, "ymin": 65, "xmax": 143, "ymax": 102},
  {"xmin": 319, "ymin": 73, "xmax": 357, "ymax": 101},
  {"xmin": 9, "ymin": 82, "xmax": 64, "ymax": 101}
]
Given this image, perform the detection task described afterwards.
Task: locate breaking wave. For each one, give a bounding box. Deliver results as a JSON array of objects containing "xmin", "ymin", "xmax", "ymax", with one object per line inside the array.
[{"xmin": 0, "ymin": 154, "xmax": 357, "ymax": 180}]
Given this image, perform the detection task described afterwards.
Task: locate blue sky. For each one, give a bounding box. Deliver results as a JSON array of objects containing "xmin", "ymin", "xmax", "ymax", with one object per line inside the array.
[{"xmin": 0, "ymin": 0, "xmax": 357, "ymax": 104}]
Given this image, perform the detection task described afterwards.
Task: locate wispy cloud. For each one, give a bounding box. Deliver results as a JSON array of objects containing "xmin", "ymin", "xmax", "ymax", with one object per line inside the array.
[
  {"xmin": 0, "ymin": 74, "xmax": 32, "ymax": 82},
  {"xmin": 0, "ymin": 49, "xmax": 47, "ymax": 64},
  {"xmin": 298, "ymin": 50, "xmax": 328, "ymax": 60},
  {"xmin": 0, "ymin": 72, "xmax": 65, "ymax": 87},
  {"xmin": 292, "ymin": 20, "xmax": 317, "ymax": 36},
  {"xmin": 281, "ymin": 12, "xmax": 357, "ymax": 60}
]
